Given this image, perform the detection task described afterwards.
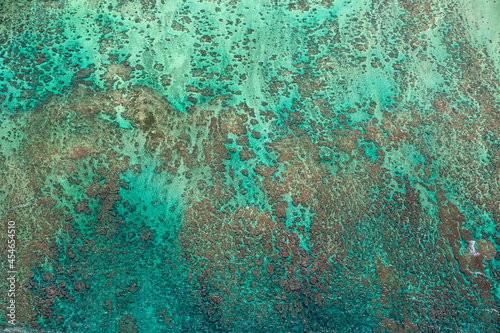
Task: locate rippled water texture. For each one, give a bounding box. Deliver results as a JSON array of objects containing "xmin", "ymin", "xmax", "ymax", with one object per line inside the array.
[{"xmin": 1, "ymin": 0, "xmax": 499, "ymax": 331}]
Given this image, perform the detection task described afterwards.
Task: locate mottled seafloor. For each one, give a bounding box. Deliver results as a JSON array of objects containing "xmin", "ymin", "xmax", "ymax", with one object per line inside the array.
[{"xmin": 0, "ymin": 0, "xmax": 499, "ymax": 332}]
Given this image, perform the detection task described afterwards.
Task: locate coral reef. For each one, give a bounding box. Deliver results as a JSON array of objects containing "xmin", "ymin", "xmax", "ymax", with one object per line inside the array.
[{"xmin": 0, "ymin": 0, "xmax": 499, "ymax": 331}]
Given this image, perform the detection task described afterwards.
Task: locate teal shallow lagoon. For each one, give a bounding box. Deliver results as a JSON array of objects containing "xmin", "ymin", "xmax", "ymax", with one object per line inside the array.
[{"xmin": 0, "ymin": 0, "xmax": 500, "ymax": 331}]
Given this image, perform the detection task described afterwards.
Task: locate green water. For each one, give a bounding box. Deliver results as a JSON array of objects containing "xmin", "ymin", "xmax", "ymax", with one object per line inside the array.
[{"xmin": 1, "ymin": 0, "xmax": 500, "ymax": 332}]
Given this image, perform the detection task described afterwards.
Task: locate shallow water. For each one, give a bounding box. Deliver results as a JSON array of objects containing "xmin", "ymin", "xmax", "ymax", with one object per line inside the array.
[{"xmin": 1, "ymin": 0, "xmax": 499, "ymax": 331}]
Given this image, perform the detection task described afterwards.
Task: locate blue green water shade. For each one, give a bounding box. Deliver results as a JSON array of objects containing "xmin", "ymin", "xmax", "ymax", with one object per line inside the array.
[{"xmin": 1, "ymin": 0, "xmax": 500, "ymax": 331}]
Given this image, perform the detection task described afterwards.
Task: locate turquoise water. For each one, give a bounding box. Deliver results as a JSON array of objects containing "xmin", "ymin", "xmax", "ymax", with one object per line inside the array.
[{"xmin": 1, "ymin": 0, "xmax": 500, "ymax": 331}]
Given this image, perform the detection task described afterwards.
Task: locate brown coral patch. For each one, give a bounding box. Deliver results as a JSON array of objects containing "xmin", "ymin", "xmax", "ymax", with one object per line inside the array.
[{"xmin": 476, "ymin": 239, "xmax": 496, "ymax": 261}]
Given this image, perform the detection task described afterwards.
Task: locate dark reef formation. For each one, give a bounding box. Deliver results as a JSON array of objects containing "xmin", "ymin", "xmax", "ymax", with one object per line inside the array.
[{"xmin": 0, "ymin": 0, "xmax": 499, "ymax": 332}]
